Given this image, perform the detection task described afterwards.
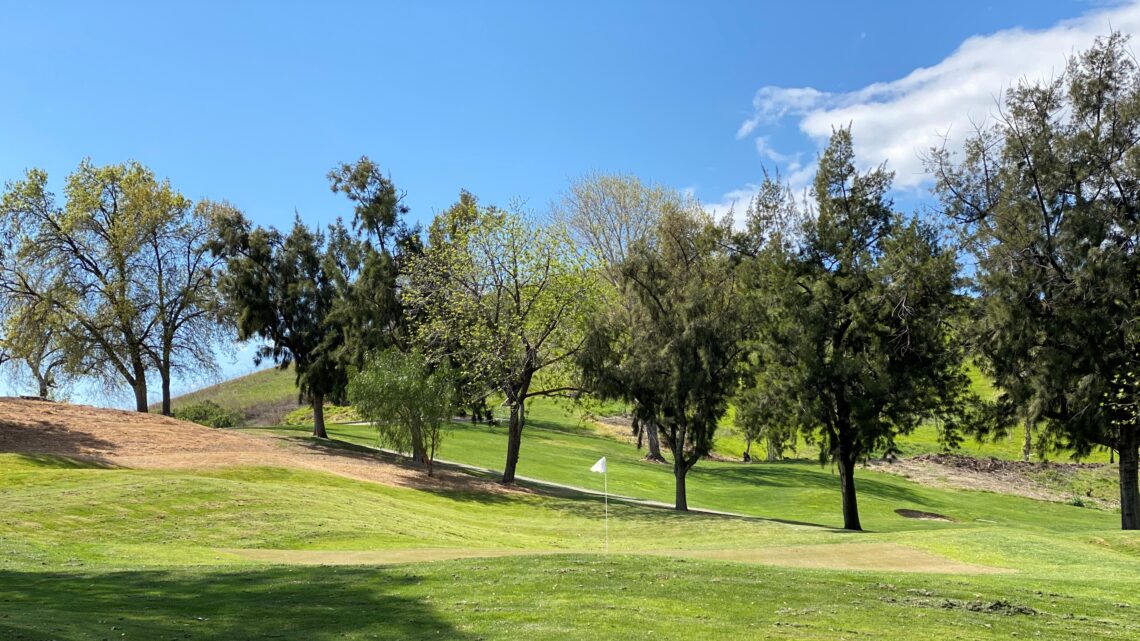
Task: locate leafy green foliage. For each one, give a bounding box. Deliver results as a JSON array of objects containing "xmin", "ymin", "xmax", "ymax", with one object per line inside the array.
[
  {"xmin": 173, "ymin": 401, "xmax": 243, "ymax": 428},
  {"xmin": 213, "ymin": 157, "xmax": 411, "ymax": 438},
  {"xmin": 0, "ymin": 160, "xmax": 224, "ymax": 411},
  {"xmin": 578, "ymin": 204, "xmax": 745, "ymax": 509},
  {"xmin": 349, "ymin": 350, "xmax": 455, "ymax": 474},
  {"xmin": 931, "ymin": 33, "xmax": 1140, "ymax": 529},
  {"xmin": 405, "ymin": 195, "xmax": 595, "ymax": 482},
  {"xmin": 744, "ymin": 129, "xmax": 973, "ymax": 530}
]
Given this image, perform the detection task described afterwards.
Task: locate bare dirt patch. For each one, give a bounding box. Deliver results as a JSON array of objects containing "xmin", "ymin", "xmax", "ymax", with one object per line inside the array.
[
  {"xmin": 0, "ymin": 397, "xmax": 513, "ymax": 495},
  {"xmin": 659, "ymin": 542, "xmax": 1010, "ymax": 575},
  {"xmin": 869, "ymin": 453, "xmax": 1113, "ymax": 508},
  {"xmin": 894, "ymin": 508, "xmax": 954, "ymax": 522}
]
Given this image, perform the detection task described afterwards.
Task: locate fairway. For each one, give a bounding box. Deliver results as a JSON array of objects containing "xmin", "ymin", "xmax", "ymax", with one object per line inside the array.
[{"xmin": 3, "ymin": 397, "xmax": 1139, "ymax": 640}]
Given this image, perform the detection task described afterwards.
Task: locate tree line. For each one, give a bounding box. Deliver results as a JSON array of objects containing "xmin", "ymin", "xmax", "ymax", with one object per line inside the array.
[{"xmin": 1, "ymin": 34, "xmax": 1137, "ymax": 530}]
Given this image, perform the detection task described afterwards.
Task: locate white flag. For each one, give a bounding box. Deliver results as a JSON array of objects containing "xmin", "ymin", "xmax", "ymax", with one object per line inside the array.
[{"xmin": 590, "ymin": 457, "xmax": 607, "ymax": 473}]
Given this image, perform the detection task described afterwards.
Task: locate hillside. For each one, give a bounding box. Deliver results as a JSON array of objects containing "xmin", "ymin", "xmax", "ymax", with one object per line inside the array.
[{"xmin": 164, "ymin": 366, "xmax": 301, "ymax": 426}]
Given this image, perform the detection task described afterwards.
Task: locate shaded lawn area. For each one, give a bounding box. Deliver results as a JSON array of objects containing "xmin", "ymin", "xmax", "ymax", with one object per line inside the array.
[{"xmin": 2, "ymin": 555, "xmax": 1138, "ymax": 641}]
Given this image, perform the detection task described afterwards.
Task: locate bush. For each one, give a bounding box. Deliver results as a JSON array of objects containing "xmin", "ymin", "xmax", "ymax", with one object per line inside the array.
[
  {"xmin": 173, "ymin": 401, "xmax": 243, "ymax": 428},
  {"xmin": 348, "ymin": 350, "xmax": 455, "ymax": 475}
]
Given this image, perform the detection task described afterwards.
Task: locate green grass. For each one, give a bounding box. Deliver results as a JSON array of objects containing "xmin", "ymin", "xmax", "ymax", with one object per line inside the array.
[
  {"xmin": 259, "ymin": 399, "xmax": 1120, "ymax": 533},
  {"xmin": 4, "ymin": 555, "xmax": 1139, "ymax": 641},
  {"xmin": 5, "ymin": 373, "xmax": 1140, "ymax": 640},
  {"xmin": 2, "ymin": 450, "xmax": 1139, "ymax": 640}
]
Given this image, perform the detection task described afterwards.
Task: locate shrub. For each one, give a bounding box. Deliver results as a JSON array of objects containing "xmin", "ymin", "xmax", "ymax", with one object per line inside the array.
[
  {"xmin": 173, "ymin": 401, "xmax": 243, "ymax": 428},
  {"xmin": 348, "ymin": 349, "xmax": 455, "ymax": 475}
]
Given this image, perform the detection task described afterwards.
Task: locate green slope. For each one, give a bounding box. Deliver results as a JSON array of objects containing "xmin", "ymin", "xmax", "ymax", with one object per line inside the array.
[{"xmin": 165, "ymin": 367, "xmax": 301, "ymax": 425}]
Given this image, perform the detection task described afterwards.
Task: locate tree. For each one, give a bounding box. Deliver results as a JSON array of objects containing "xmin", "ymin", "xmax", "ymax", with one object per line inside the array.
[
  {"xmin": 0, "ymin": 161, "xmax": 187, "ymax": 411},
  {"xmin": 554, "ymin": 174, "xmax": 682, "ymax": 462},
  {"xmin": 733, "ymin": 380, "xmax": 795, "ymax": 462},
  {"xmin": 213, "ymin": 158, "xmax": 410, "ymax": 438},
  {"xmin": 752, "ymin": 129, "xmax": 970, "ymax": 531},
  {"xmin": 214, "ymin": 214, "xmax": 343, "ymax": 437},
  {"xmin": 0, "ymin": 294, "xmax": 74, "ymax": 399},
  {"xmin": 578, "ymin": 204, "xmax": 745, "ymax": 510},
  {"xmin": 405, "ymin": 197, "xmax": 594, "ymax": 484},
  {"xmin": 348, "ymin": 349, "xmax": 455, "ymax": 475},
  {"xmin": 143, "ymin": 199, "xmax": 233, "ymax": 415},
  {"xmin": 931, "ymin": 33, "xmax": 1140, "ymax": 529}
]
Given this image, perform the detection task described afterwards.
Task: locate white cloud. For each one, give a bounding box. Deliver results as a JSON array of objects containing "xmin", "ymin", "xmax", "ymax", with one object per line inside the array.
[
  {"xmin": 734, "ymin": 1, "xmax": 1140, "ymax": 190},
  {"xmin": 736, "ymin": 87, "xmax": 828, "ymax": 138}
]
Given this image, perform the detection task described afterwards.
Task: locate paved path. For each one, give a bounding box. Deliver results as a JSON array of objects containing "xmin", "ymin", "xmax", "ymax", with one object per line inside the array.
[{"xmin": 336, "ymin": 424, "xmax": 779, "ymax": 521}]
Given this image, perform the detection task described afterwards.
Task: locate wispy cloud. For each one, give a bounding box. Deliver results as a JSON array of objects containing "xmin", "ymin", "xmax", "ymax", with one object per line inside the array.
[{"xmin": 726, "ymin": 1, "xmax": 1140, "ymax": 199}]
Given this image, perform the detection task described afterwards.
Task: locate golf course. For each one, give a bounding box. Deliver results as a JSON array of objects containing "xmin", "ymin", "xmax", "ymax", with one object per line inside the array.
[{"xmin": 1, "ymin": 385, "xmax": 1137, "ymax": 640}]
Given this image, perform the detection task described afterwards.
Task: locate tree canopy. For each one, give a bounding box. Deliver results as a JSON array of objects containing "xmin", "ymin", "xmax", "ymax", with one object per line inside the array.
[
  {"xmin": 931, "ymin": 33, "xmax": 1140, "ymax": 529},
  {"xmin": 405, "ymin": 195, "xmax": 594, "ymax": 483},
  {"xmin": 578, "ymin": 202, "xmax": 745, "ymax": 510},
  {"xmin": 746, "ymin": 129, "xmax": 973, "ymax": 530}
]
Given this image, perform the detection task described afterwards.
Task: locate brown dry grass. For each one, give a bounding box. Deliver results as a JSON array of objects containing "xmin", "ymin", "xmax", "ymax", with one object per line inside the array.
[{"xmin": 0, "ymin": 397, "xmax": 514, "ymax": 495}]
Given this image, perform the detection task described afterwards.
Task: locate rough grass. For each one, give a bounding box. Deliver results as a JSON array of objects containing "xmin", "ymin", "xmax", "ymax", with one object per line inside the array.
[{"xmin": 261, "ymin": 414, "xmax": 1122, "ymax": 533}]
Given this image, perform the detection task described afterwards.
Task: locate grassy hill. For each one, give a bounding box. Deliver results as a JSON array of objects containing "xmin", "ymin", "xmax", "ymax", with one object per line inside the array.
[
  {"xmin": 3, "ymin": 436, "xmax": 1138, "ymax": 639},
  {"xmin": 165, "ymin": 366, "xmax": 301, "ymax": 426}
]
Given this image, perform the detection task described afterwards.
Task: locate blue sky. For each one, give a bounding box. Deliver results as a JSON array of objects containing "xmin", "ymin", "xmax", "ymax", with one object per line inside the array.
[{"xmin": 1, "ymin": 0, "xmax": 1132, "ymax": 402}]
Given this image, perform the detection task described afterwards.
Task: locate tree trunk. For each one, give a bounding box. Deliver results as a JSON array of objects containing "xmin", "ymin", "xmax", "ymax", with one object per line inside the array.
[
  {"xmin": 35, "ymin": 373, "xmax": 50, "ymax": 400},
  {"xmin": 766, "ymin": 436, "xmax": 779, "ymax": 462},
  {"xmin": 837, "ymin": 442, "xmax": 862, "ymax": 531},
  {"xmin": 642, "ymin": 421, "xmax": 665, "ymax": 463},
  {"xmin": 1022, "ymin": 420, "xmax": 1032, "ymax": 463},
  {"xmin": 1119, "ymin": 429, "xmax": 1139, "ymax": 531},
  {"xmin": 160, "ymin": 368, "xmax": 172, "ymax": 417},
  {"xmin": 502, "ymin": 402, "xmax": 523, "ymax": 484},
  {"xmin": 674, "ymin": 461, "xmax": 688, "ymax": 511},
  {"xmin": 312, "ymin": 395, "xmax": 328, "ymax": 439},
  {"xmin": 132, "ymin": 377, "xmax": 148, "ymax": 413},
  {"xmin": 409, "ymin": 423, "xmax": 427, "ymax": 467},
  {"xmin": 668, "ymin": 426, "xmax": 688, "ymax": 511},
  {"xmin": 130, "ymin": 350, "xmax": 149, "ymax": 412}
]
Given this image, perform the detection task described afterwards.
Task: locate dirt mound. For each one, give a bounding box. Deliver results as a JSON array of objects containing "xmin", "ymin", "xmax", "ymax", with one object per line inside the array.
[
  {"xmin": 0, "ymin": 397, "xmax": 260, "ymax": 458},
  {"xmin": 0, "ymin": 397, "xmax": 510, "ymax": 495},
  {"xmin": 870, "ymin": 453, "xmax": 1113, "ymax": 508},
  {"xmin": 912, "ymin": 453, "xmax": 1103, "ymax": 473}
]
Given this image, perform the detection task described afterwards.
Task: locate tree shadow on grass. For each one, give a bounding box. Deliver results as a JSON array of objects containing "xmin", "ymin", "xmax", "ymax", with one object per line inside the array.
[
  {"xmin": 693, "ymin": 462, "xmax": 928, "ymax": 505},
  {"xmin": 0, "ymin": 416, "xmax": 120, "ymax": 462},
  {"xmin": 0, "ymin": 566, "xmax": 473, "ymax": 641}
]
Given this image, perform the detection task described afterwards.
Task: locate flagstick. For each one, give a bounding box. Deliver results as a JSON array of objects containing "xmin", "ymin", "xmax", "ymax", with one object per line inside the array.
[{"xmin": 604, "ymin": 468, "xmax": 609, "ymax": 554}]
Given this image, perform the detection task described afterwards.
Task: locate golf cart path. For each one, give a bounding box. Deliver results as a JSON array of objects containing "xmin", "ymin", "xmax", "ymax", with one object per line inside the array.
[{"xmin": 357, "ymin": 440, "xmax": 760, "ymax": 521}]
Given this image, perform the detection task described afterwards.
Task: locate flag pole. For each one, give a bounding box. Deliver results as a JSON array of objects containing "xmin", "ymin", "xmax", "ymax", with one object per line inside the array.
[{"xmin": 604, "ymin": 468, "xmax": 609, "ymax": 554}]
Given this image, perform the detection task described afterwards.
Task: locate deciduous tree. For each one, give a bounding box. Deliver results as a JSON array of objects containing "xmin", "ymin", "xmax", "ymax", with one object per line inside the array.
[
  {"xmin": 349, "ymin": 349, "xmax": 455, "ymax": 475},
  {"xmin": 406, "ymin": 197, "xmax": 594, "ymax": 483},
  {"xmin": 0, "ymin": 161, "xmax": 185, "ymax": 410}
]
